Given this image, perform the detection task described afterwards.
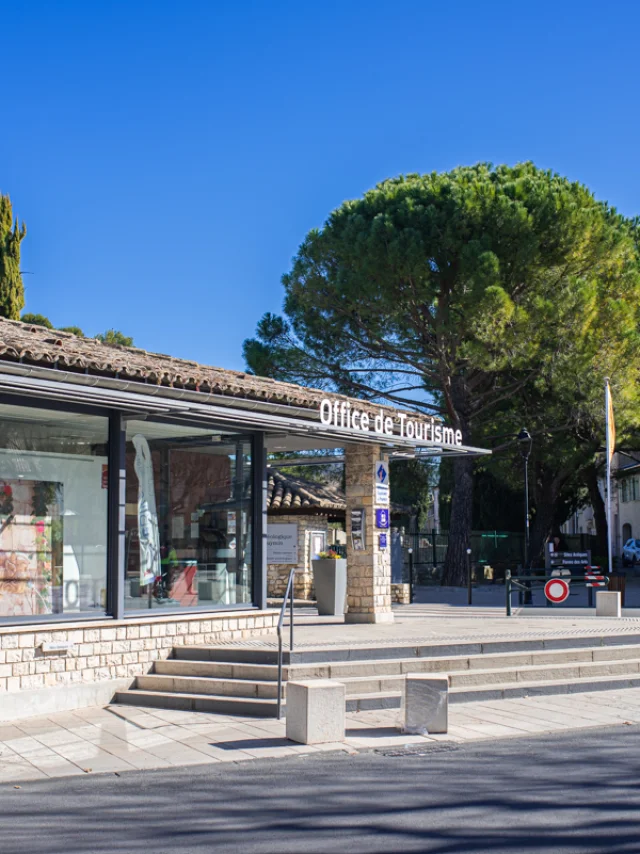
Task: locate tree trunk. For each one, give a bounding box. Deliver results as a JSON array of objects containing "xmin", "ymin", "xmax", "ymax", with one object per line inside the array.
[
  {"xmin": 442, "ymin": 455, "xmax": 473, "ymax": 586},
  {"xmin": 528, "ymin": 465, "xmax": 558, "ymax": 565},
  {"xmin": 585, "ymin": 462, "xmax": 608, "ymax": 557}
]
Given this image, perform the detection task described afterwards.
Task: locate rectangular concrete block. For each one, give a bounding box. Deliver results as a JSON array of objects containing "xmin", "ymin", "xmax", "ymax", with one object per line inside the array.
[
  {"xmin": 403, "ymin": 674, "xmax": 448, "ymax": 734},
  {"xmin": 596, "ymin": 591, "xmax": 622, "ymax": 617},
  {"xmin": 286, "ymin": 679, "xmax": 345, "ymax": 745}
]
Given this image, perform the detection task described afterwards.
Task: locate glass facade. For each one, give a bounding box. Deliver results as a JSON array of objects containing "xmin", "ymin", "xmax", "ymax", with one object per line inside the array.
[
  {"xmin": 124, "ymin": 419, "xmax": 254, "ymax": 612},
  {"xmin": 0, "ymin": 402, "xmax": 109, "ymax": 619},
  {"xmin": 0, "ymin": 399, "xmax": 260, "ymax": 625}
]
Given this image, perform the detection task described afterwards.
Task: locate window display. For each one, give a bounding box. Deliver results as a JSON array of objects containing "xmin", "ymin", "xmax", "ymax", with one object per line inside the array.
[
  {"xmin": 124, "ymin": 420, "xmax": 253, "ymax": 611},
  {"xmin": 0, "ymin": 404, "xmax": 108, "ymax": 619}
]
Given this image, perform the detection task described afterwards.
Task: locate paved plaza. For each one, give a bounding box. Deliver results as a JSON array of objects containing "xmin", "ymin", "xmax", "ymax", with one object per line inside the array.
[
  {"xmin": 2, "ymin": 598, "xmax": 640, "ymax": 784},
  {"xmin": 252, "ymin": 598, "xmax": 640, "ymax": 651},
  {"xmin": 0, "ymin": 686, "xmax": 638, "ymax": 783}
]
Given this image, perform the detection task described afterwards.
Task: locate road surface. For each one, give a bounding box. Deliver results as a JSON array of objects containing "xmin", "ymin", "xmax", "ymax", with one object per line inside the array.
[{"xmin": 1, "ymin": 725, "xmax": 639, "ymax": 853}]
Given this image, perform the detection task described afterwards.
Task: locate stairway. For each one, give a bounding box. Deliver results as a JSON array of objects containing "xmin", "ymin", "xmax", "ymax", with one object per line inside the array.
[{"xmin": 115, "ymin": 632, "xmax": 640, "ymax": 717}]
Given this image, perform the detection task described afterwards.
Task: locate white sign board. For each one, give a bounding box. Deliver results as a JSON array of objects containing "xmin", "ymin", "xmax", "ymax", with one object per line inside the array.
[
  {"xmin": 267, "ymin": 524, "xmax": 299, "ymax": 564},
  {"xmin": 375, "ymin": 483, "xmax": 390, "ymax": 504}
]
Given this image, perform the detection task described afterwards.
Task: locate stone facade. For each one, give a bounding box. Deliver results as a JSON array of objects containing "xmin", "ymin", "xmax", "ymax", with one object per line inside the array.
[
  {"xmin": 391, "ymin": 583, "xmax": 411, "ymax": 604},
  {"xmin": 0, "ymin": 609, "xmax": 277, "ymax": 720},
  {"xmin": 267, "ymin": 514, "xmax": 329, "ymax": 600},
  {"xmin": 345, "ymin": 444, "xmax": 393, "ymax": 623}
]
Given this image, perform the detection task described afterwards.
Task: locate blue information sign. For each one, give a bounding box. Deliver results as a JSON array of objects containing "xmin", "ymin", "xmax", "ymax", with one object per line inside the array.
[
  {"xmin": 379, "ymin": 533, "xmax": 388, "ymax": 549},
  {"xmin": 375, "ymin": 508, "xmax": 389, "ymax": 530}
]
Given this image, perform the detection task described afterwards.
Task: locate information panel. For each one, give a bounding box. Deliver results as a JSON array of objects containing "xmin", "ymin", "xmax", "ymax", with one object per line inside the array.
[{"xmin": 267, "ymin": 524, "xmax": 299, "ymax": 564}]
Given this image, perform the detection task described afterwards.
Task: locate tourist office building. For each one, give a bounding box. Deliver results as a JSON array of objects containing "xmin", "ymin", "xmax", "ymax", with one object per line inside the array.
[{"xmin": 0, "ymin": 319, "xmax": 487, "ymax": 719}]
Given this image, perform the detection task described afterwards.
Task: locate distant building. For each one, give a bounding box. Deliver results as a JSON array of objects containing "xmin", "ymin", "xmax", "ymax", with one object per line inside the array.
[{"xmin": 561, "ymin": 451, "xmax": 640, "ymax": 557}]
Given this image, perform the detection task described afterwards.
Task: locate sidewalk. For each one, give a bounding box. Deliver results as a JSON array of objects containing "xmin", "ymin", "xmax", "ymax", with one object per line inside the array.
[
  {"xmin": 238, "ymin": 599, "xmax": 640, "ymax": 653},
  {"xmin": 0, "ymin": 686, "xmax": 639, "ymax": 784}
]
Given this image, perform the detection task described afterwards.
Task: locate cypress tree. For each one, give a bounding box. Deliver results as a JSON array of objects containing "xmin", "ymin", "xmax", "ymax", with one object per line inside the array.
[{"xmin": 0, "ymin": 195, "xmax": 26, "ymax": 320}]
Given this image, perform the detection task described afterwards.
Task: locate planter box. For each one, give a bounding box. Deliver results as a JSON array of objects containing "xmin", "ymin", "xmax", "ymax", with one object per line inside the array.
[{"xmin": 312, "ymin": 558, "xmax": 347, "ymax": 616}]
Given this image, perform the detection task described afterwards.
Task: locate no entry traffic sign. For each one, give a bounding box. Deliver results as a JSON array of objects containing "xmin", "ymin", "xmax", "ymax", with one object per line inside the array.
[{"xmin": 544, "ymin": 577, "xmax": 570, "ymax": 604}]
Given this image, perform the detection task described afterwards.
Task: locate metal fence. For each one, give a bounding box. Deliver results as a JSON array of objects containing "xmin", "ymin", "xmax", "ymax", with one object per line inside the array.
[
  {"xmin": 332, "ymin": 531, "xmax": 600, "ymax": 586},
  {"xmin": 398, "ymin": 530, "xmax": 600, "ymax": 585}
]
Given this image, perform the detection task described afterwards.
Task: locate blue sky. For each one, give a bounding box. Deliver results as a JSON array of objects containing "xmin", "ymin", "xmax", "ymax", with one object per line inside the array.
[{"xmin": 2, "ymin": 0, "xmax": 638, "ymax": 369}]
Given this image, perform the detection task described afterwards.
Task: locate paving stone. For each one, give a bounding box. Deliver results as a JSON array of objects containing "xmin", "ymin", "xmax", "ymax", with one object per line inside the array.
[{"xmin": 30, "ymin": 754, "xmax": 85, "ymax": 777}]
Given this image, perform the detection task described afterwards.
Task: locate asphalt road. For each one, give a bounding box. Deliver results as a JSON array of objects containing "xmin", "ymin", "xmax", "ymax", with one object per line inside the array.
[{"xmin": 1, "ymin": 725, "xmax": 640, "ymax": 854}]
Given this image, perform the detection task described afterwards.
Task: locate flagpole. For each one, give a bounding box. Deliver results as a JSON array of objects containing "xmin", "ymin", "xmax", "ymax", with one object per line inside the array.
[{"xmin": 605, "ymin": 378, "xmax": 613, "ymax": 575}]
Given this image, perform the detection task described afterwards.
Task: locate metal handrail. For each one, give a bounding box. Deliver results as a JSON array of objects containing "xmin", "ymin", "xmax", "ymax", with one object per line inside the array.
[{"xmin": 276, "ymin": 567, "xmax": 296, "ymax": 720}]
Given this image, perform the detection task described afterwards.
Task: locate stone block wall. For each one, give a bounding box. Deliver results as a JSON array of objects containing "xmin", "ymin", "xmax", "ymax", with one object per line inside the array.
[
  {"xmin": 391, "ymin": 583, "xmax": 411, "ymax": 604},
  {"xmin": 345, "ymin": 444, "xmax": 393, "ymax": 623},
  {"xmin": 267, "ymin": 514, "xmax": 329, "ymax": 600},
  {"xmin": 0, "ymin": 609, "xmax": 277, "ymax": 699}
]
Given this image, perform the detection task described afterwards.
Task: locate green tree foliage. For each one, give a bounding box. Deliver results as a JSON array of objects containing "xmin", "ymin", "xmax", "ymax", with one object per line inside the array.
[
  {"xmin": 21, "ymin": 313, "xmax": 53, "ymax": 329},
  {"xmin": 0, "ymin": 195, "xmax": 26, "ymax": 320},
  {"xmin": 244, "ymin": 163, "xmax": 640, "ymax": 583},
  {"xmin": 95, "ymin": 329, "xmax": 134, "ymax": 347},
  {"xmin": 59, "ymin": 326, "xmax": 85, "ymax": 337}
]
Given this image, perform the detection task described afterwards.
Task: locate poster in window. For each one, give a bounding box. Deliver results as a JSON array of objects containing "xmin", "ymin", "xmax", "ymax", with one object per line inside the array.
[
  {"xmin": 0, "ymin": 479, "xmax": 63, "ymax": 617},
  {"xmin": 351, "ymin": 508, "xmax": 365, "ymax": 551}
]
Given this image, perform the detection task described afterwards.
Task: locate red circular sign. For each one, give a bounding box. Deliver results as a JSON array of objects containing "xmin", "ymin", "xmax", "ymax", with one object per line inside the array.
[{"xmin": 544, "ymin": 578, "xmax": 570, "ymax": 603}]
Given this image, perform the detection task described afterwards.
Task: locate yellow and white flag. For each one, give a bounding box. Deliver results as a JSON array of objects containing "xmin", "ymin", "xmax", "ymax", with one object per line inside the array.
[{"xmin": 606, "ymin": 380, "xmax": 616, "ymax": 463}]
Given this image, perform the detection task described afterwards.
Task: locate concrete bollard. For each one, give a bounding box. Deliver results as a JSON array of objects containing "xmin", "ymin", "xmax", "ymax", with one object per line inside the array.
[
  {"xmin": 286, "ymin": 679, "xmax": 346, "ymax": 745},
  {"xmin": 596, "ymin": 590, "xmax": 622, "ymax": 617},
  {"xmin": 402, "ymin": 674, "xmax": 449, "ymax": 735}
]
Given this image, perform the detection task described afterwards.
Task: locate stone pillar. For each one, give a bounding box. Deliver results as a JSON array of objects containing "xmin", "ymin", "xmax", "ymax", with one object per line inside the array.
[{"xmin": 344, "ymin": 443, "xmax": 393, "ymax": 623}]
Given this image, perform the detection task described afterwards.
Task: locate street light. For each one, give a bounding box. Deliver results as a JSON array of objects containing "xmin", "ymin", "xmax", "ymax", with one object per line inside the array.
[{"xmin": 517, "ymin": 428, "xmax": 533, "ymax": 569}]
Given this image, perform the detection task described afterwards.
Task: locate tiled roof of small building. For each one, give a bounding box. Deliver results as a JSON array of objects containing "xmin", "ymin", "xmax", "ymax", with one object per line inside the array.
[
  {"xmin": 0, "ymin": 318, "xmax": 346, "ymax": 412},
  {"xmin": 267, "ymin": 470, "xmax": 344, "ymax": 514},
  {"xmin": 267, "ymin": 469, "xmax": 411, "ymax": 517}
]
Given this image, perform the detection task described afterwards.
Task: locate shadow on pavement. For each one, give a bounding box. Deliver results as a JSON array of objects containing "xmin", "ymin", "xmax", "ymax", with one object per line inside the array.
[{"xmin": 1, "ymin": 725, "xmax": 639, "ymax": 853}]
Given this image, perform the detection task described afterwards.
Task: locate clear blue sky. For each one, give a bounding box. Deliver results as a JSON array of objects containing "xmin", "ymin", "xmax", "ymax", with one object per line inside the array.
[{"xmin": 2, "ymin": 0, "xmax": 638, "ymax": 370}]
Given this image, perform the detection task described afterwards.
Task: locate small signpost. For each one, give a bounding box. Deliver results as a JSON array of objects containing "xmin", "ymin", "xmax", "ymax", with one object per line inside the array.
[
  {"xmin": 374, "ymin": 460, "xmax": 390, "ymax": 505},
  {"xmin": 375, "ymin": 508, "xmax": 390, "ymax": 530},
  {"xmin": 544, "ymin": 577, "xmax": 570, "ymax": 604},
  {"xmin": 546, "ymin": 550, "xmax": 591, "ymax": 569},
  {"xmin": 585, "ymin": 568, "xmax": 606, "ymax": 587}
]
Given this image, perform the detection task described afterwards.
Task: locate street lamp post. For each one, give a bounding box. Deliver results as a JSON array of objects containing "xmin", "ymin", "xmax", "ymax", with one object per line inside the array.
[{"xmin": 518, "ymin": 428, "xmax": 533, "ymax": 605}]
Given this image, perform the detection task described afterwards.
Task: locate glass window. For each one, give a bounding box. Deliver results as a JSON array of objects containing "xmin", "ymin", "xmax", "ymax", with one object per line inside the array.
[
  {"xmin": 0, "ymin": 403, "xmax": 108, "ymax": 619},
  {"xmin": 124, "ymin": 420, "xmax": 253, "ymax": 612}
]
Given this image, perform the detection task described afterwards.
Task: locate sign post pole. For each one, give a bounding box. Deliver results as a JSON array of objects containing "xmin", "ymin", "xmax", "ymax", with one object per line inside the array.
[{"xmin": 408, "ymin": 548, "xmax": 414, "ymax": 604}]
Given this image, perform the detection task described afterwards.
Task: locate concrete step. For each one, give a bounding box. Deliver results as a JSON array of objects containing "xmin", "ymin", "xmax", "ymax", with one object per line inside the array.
[
  {"xmin": 114, "ymin": 638, "xmax": 640, "ymax": 719},
  {"xmin": 174, "ymin": 646, "xmax": 282, "ymax": 665},
  {"xmin": 137, "ymin": 673, "xmax": 282, "ymax": 699},
  {"xmin": 155, "ymin": 659, "xmax": 284, "ymax": 682},
  {"xmin": 345, "ymin": 672, "xmax": 640, "ymax": 711},
  {"xmin": 287, "ymin": 644, "xmax": 640, "ymax": 681},
  {"xmin": 335, "ymin": 658, "xmax": 640, "ymax": 695},
  {"xmin": 115, "ymin": 689, "xmax": 279, "ymax": 717},
  {"xmin": 162, "ymin": 644, "xmax": 640, "ymax": 684},
  {"xmin": 174, "ymin": 633, "xmax": 640, "ymax": 666}
]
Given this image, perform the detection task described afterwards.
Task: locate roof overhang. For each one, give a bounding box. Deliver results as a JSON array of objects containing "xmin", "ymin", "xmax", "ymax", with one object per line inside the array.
[{"xmin": 0, "ymin": 364, "xmax": 491, "ymax": 459}]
